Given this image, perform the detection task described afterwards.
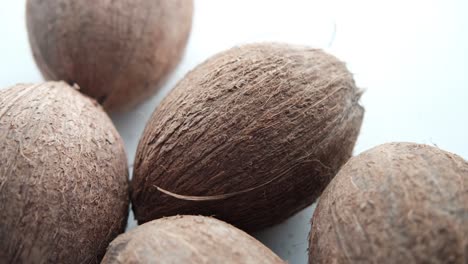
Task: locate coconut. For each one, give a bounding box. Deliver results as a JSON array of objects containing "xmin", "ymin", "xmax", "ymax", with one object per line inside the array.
[
  {"xmin": 309, "ymin": 142, "xmax": 468, "ymax": 263},
  {"xmin": 102, "ymin": 215, "xmax": 284, "ymax": 264},
  {"xmin": 131, "ymin": 43, "xmax": 364, "ymax": 231},
  {"xmin": 0, "ymin": 82, "xmax": 129, "ymax": 263},
  {"xmin": 26, "ymin": 0, "xmax": 193, "ymax": 111}
]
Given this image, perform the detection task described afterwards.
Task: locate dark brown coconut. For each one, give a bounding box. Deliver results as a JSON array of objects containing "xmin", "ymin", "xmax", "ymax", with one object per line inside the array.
[
  {"xmin": 132, "ymin": 43, "xmax": 364, "ymax": 231},
  {"xmin": 102, "ymin": 215, "xmax": 284, "ymax": 264},
  {"xmin": 0, "ymin": 82, "xmax": 129, "ymax": 263},
  {"xmin": 309, "ymin": 142, "xmax": 468, "ymax": 263},
  {"xmin": 26, "ymin": 0, "xmax": 193, "ymax": 112}
]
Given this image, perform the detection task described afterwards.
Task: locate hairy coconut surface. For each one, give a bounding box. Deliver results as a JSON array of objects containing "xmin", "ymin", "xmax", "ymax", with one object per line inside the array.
[
  {"xmin": 132, "ymin": 43, "xmax": 364, "ymax": 231},
  {"xmin": 26, "ymin": 0, "xmax": 193, "ymax": 112},
  {"xmin": 309, "ymin": 142, "xmax": 468, "ymax": 264},
  {"xmin": 0, "ymin": 82, "xmax": 129, "ymax": 263},
  {"xmin": 102, "ymin": 215, "xmax": 284, "ymax": 264}
]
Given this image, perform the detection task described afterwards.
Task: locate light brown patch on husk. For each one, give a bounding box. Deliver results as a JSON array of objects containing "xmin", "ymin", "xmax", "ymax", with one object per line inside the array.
[
  {"xmin": 0, "ymin": 82, "xmax": 129, "ymax": 263},
  {"xmin": 132, "ymin": 43, "xmax": 364, "ymax": 231},
  {"xmin": 26, "ymin": 0, "xmax": 193, "ymax": 112},
  {"xmin": 309, "ymin": 142, "xmax": 468, "ymax": 264},
  {"xmin": 102, "ymin": 215, "xmax": 284, "ymax": 264}
]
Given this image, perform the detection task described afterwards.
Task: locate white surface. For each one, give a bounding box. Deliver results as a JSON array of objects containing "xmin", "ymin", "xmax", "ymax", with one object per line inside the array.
[{"xmin": 1, "ymin": 1, "xmax": 467, "ymax": 263}]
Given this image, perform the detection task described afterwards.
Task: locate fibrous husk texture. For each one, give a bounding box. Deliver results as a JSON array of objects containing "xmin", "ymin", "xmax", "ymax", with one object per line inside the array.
[
  {"xmin": 309, "ymin": 142, "xmax": 468, "ymax": 264},
  {"xmin": 132, "ymin": 43, "xmax": 364, "ymax": 231},
  {"xmin": 102, "ymin": 215, "xmax": 284, "ymax": 264},
  {"xmin": 26, "ymin": 0, "xmax": 193, "ymax": 111},
  {"xmin": 0, "ymin": 82, "xmax": 129, "ymax": 264}
]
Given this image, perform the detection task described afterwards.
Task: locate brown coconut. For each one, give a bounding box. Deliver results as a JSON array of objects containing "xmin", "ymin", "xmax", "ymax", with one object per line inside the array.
[
  {"xmin": 26, "ymin": 0, "xmax": 193, "ymax": 112},
  {"xmin": 0, "ymin": 82, "xmax": 129, "ymax": 263},
  {"xmin": 102, "ymin": 215, "xmax": 284, "ymax": 264},
  {"xmin": 309, "ymin": 142, "xmax": 468, "ymax": 263},
  {"xmin": 131, "ymin": 43, "xmax": 364, "ymax": 231}
]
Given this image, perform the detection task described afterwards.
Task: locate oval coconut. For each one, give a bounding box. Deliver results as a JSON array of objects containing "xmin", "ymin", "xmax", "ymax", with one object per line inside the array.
[
  {"xmin": 0, "ymin": 82, "xmax": 129, "ymax": 263},
  {"xmin": 132, "ymin": 43, "xmax": 364, "ymax": 231},
  {"xmin": 102, "ymin": 215, "xmax": 284, "ymax": 264},
  {"xmin": 26, "ymin": 0, "xmax": 193, "ymax": 111},
  {"xmin": 309, "ymin": 142, "xmax": 468, "ymax": 263}
]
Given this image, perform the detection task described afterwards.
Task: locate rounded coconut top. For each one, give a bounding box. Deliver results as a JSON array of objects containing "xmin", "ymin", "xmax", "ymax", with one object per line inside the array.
[
  {"xmin": 0, "ymin": 82, "xmax": 129, "ymax": 263},
  {"xmin": 132, "ymin": 43, "xmax": 364, "ymax": 231},
  {"xmin": 309, "ymin": 142, "xmax": 468, "ymax": 263},
  {"xmin": 102, "ymin": 215, "xmax": 284, "ymax": 264},
  {"xmin": 26, "ymin": 0, "xmax": 193, "ymax": 111}
]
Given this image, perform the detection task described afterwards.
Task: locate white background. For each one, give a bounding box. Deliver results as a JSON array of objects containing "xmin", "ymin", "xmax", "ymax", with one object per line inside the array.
[{"xmin": 1, "ymin": 1, "xmax": 467, "ymax": 263}]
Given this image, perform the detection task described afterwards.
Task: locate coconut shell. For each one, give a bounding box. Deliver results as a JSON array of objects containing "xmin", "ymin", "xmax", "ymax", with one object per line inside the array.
[
  {"xmin": 102, "ymin": 215, "xmax": 284, "ymax": 264},
  {"xmin": 132, "ymin": 43, "xmax": 364, "ymax": 231},
  {"xmin": 309, "ymin": 142, "xmax": 468, "ymax": 263},
  {"xmin": 26, "ymin": 0, "xmax": 193, "ymax": 112},
  {"xmin": 0, "ymin": 82, "xmax": 129, "ymax": 263}
]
